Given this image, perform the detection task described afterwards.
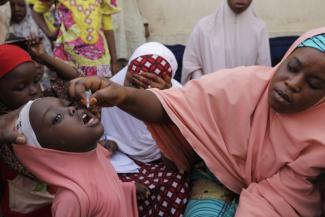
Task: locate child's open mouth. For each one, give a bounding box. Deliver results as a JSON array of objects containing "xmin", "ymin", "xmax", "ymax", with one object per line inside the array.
[{"xmin": 81, "ymin": 110, "xmax": 99, "ymax": 127}]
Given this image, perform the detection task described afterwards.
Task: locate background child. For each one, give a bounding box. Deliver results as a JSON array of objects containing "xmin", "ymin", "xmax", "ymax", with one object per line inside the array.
[
  {"xmin": 181, "ymin": 0, "xmax": 271, "ymax": 83},
  {"xmin": 13, "ymin": 97, "xmax": 139, "ymax": 217},
  {"xmin": 29, "ymin": 0, "xmax": 120, "ymax": 77}
]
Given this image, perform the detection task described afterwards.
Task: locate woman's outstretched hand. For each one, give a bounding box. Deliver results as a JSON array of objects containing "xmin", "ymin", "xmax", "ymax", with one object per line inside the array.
[{"xmin": 68, "ymin": 76, "xmax": 127, "ymax": 108}]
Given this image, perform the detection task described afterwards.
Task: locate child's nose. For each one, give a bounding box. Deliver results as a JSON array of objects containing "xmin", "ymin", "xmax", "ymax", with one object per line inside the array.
[
  {"xmin": 29, "ymin": 84, "xmax": 39, "ymax": 96},
  {"xmin": 68, "ymin": 106, "xmax": 76, "ymax": 116}
]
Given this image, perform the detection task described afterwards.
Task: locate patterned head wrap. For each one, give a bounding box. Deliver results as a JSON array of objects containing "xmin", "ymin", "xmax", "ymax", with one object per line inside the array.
[
  {"xmin": 128, "ymin": 54, "xmax": 173, "ymax": 78},
  {"xmin": 297, "ymin": 34, "xmax": 325, "ymax": 53}
]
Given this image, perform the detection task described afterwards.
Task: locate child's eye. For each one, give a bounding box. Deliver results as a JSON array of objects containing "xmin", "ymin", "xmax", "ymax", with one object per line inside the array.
[
  {"xmin": 14, "ymin": 83, "xmax": 26, "ymax": 91},
  {"xmin": 52, "ymin": 113, "xmax": 64, "ymax": 125},
  {"xmin": 34, "ymin": 74, "xmax": 42, "ymax": 84}
]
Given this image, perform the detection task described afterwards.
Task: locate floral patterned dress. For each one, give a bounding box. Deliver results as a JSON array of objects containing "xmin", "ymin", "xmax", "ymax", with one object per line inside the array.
[{"xmin": 29, "ymin": 0, "xmax": 120, "ymax": 77}]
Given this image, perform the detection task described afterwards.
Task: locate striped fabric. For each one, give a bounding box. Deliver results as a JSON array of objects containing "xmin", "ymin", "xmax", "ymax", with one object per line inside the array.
[
  {"xmin": 184, "ymin": 162, "xmax": 237, "ymax": 217},
  {"xmin": 297, "ymin": 34, "xmax": 325, "ymax": 53},
  {"xmin": 184, "ymin": 199, "xmax": 236, "ymax": 217}
]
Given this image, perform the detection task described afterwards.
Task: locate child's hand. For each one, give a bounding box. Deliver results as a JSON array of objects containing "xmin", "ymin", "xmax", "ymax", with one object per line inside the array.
[
  {"xmin": 99, "ymin": 139, "xmax": 118, "ymax": 153},
  {"xmin": 46, "ymin": 29, "xmax": 59, "ymax": 41},
  {"xmin": 26, "ymin": 35, "xmax": 45, "ymax": 61},
  {"xmin": 135, "ymin": 182, "xmax": 150, "ymax": 200},
  {"xmin": 0, "ymin": 109, "xmax": 26, "ymax": 144},
  {"xmin": 131, "ymin": 72, "xmax": 172, "ymax": 90}
]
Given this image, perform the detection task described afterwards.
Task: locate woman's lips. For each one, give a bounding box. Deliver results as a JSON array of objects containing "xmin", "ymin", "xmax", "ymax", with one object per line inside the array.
[{"xmin": 274, "ymin": 89, "xmax": 292, "ymax": 104}]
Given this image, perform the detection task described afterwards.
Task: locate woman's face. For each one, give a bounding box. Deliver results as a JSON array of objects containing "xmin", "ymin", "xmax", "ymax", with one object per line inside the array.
[
  {"xmin": 268, "ymin": 47, "xmax": 325, "ymax": 114},
  {"xmin": 10, "ymin": 0, "xmax": 27, "ymax": 23},
  {"xmin": 0, "ymin": 62, "xmax": 42, "ymax": 110},
  {"xmin": 227, "ymin": 0, "xmax": 252, "ymax": 14},
  {"xmin": 30, "ymin": 97, "xmax": 104, "ymax": 152}
]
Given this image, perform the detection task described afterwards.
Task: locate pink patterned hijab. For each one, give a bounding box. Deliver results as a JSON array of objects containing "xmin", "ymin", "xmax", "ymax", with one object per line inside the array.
[{"xmin": 148, "ymin": 27, "xmax": 325, "ymax": 216}]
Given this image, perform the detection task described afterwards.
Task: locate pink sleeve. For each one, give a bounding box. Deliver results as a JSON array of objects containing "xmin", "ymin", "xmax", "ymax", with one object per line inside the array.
[
  {"xmin": 52, "ymin": 190, "xmax": 81, "ymax": 217},
  {"xmin": 236, "ymin": 167, "xmax": 321, "ymax": 217},
  {"xmin": 120, "ymin": 181, "xmax": 139, "ymax": 217}
]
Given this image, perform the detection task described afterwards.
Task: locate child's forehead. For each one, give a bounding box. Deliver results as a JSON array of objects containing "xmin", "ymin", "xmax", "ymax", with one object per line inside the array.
[{"xmin": 31, "ymin": 97, "xmax": 62, "ymax": 113}]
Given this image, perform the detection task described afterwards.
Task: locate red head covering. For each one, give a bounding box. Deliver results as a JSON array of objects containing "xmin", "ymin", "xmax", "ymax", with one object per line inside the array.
[
  {"xmin": 128, "ymin": 54, "xmax": 172, "ymax": 78},
  {"xmin": 0, "ymin": 44, "xmax": 33, "ymax": 78}
]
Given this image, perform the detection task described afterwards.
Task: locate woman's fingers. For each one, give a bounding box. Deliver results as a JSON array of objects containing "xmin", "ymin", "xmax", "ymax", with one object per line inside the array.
[{"xmin": 68, "ymin": 76, "xmax": 108, "ymax": 101}]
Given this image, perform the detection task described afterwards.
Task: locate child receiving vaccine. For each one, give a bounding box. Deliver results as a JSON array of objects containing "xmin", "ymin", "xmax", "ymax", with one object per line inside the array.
[{"xmin": 13, "ymin": 97, "xmax": 140, "ymax": 217}]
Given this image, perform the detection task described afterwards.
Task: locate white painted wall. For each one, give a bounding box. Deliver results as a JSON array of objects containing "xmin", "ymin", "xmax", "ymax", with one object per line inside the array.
[{"xmin": 137, "ymin": 0, "xmax": 325, "ymax": 45}]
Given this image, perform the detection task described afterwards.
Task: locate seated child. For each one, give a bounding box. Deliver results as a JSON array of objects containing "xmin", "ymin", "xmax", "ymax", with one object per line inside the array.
[
  {"xmin": 13, "ymin": 97, "xmax": 139, "ymax": 217},
  {"xmin": 102, "ymin": 42, "xmax": 189, "ymax": 217}
]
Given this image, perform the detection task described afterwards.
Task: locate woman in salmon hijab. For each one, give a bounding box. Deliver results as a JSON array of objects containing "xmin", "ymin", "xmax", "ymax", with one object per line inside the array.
[
  {"xmin": 50, "ymin": 27, "xmax": 325, "ymax": 216},
  {"xmin": 181, "ymin": 0, "xmax": 271, "ymax": 84}
]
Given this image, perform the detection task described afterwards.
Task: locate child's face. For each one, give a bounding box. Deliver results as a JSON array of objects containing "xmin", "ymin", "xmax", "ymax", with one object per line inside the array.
[
  {"xmin": 10, "ymin": 0, "xmax": 27, "ymax": 23},
  {"xmin": 227, "ymin": 0, "xmax": 252, "ymax": 14},
  {"xmin": 30, "ymin": 97, "xmax": 104, "ymax": 152},
  {"xmin": 0, "ymin": 62, "xmax": 42, "ymax": 109},
  {"xmin": 268, "ymin": 47, "xmax": 325, "ymax": 114}
]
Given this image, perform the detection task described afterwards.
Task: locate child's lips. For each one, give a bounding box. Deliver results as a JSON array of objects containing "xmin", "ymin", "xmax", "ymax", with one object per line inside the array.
[
  {"xmin": 79, "ymin": 109, "xmax": 100, "ymax": 127},
  {"xmin": 85, "ymin": 117, "xmax": 100, "ymax": 127}
]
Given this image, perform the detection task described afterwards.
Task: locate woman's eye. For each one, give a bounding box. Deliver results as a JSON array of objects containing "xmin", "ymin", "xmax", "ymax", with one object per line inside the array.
[
  {"xmin": 52, "ymin": 113, "xmax": 64, "ymax": 125},
  {"xmin": 287, "ymin": 64, "xmax": 298, "ymax": 73},
  {"xmin": 307, "ymin": 81, "xmax": 321, "ymax": 90}
]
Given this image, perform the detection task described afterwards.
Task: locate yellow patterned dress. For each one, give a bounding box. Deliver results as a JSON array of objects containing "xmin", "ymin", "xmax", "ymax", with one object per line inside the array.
[{"xmin": 29, "ymin": 0, "xmax": 120, "ymax": 77}]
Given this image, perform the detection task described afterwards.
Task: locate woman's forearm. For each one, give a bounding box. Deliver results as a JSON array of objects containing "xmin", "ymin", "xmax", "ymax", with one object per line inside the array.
[{"xmin": 119, "ymin": 87, "xmax": 170, "ymax": 123}]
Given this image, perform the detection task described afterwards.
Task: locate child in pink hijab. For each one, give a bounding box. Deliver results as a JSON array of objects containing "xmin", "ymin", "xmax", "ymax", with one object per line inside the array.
[
  {"xmin": 12, "ymin": 97, "xmax": 139, "ymax": 217},
  {"xmin": 68, "ymin": 27, "xmax": 325, "ymax": 216}
]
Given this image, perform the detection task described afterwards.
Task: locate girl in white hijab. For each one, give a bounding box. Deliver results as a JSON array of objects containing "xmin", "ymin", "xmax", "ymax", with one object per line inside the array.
[
  {"xmin": 101, "ymin": 42, "xmax": 189, "ymax": 217},
  {"xmin": 181, "ymin": 0, "xmax": 271, "ymax": 84}
]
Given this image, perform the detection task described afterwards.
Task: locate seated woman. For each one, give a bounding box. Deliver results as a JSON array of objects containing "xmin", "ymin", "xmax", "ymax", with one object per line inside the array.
[
  {"xmin": 101, "ymin": 42, "xmax": 189, "ymax": 217},
  {"xmin": 12, "ymin": 97, "xmax": 139, "ymax": 217},
  {"xmin": 0, "ymin": 43, "xmax": 79, "ymax": 216},
  {"xmin": 68, "ymin": 28, "xmax": 325, "ymax": 216}
]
